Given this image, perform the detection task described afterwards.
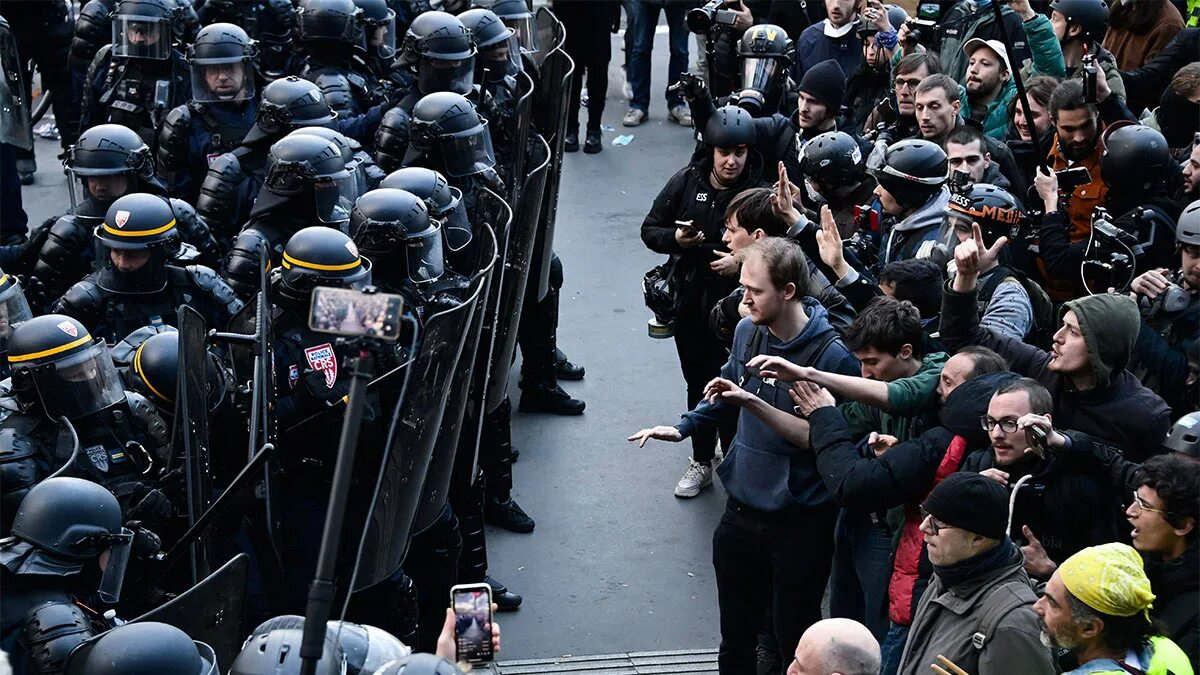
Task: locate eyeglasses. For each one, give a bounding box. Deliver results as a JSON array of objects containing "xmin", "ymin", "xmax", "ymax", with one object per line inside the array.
[
  {"xmin": 980, "ymin": 416, "xmax": 1020, "ymax": 433},
  {"xmin": 1130, "ymin": 491, "xmax": 1169, "ymax": 516},
  {"xmin": 893, "ymin": 77, "xmax": 923, "ymax": 90},
  {"xmin": 920, "ymin": 508, "xmax": 958, "ymax": 536}
]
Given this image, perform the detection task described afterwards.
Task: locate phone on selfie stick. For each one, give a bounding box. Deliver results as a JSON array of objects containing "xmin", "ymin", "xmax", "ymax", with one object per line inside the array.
[{"xmin": 450, "ymin": 583, "xmax": 495, "ymax": 664}]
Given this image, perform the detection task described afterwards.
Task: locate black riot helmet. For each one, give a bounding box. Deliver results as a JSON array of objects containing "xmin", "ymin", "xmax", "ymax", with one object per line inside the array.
[
  {"xmin": 374, "ymin": 653, "xmax": 466, "ymax": 675},
  {"xmin": 1101, "ymin": 123, "xmax": 1174, "ymax": 197},
  {"xmin": 278, "ymin": 226, "xmax": 373, "ymax": 306},
  {"xmin": 703, "ymin": 104, "xmax": 756, "ymax": 149},
  {"xmin": 944, "ymin": 183, "xmax": 1028, "ymax": 245},
  {"xmin": 868, "ymin": 138, "xmax": 948, "ymax": 210},
  {"xmin": 798, "ymin": 131, "xmax": 868, "ymax": 202},
  {"xmin": 258, "ymin": 132, "xmax": 356, "ymax": 224},
  {"xmin": 406, "ymin": 92, "xmax": 495, "ymax": 177},
  {"xmin": 477, "ymin": 0, "xmax": 536, "ymax": 55},
  {"xmin": 0, "ymin": 269, "xmax": 33, "ymax": 355},
  {"xmin": 736, "ymin": 24, "xmax": 792, "ymax": 115},
  {"xmin": 129, "ymin": 330, "xmax": 226, "ymax": 411},
  {"xmin": 400, "ymin": 11, "xmax": 477, "ymax": 95},
  {"xmin": 350, "ymin": 188, "xmax": 445, "ymax": 285},
  {"xmin": 6, "ymin": 315, "xmax": 127, "ymax": 420},
  {"xmin": 230, "ymin": 615, "xmax": 408, "ymax": 675},
  {"xmin": 380, "ymin": 167, "xmax": 471, "ymax": 252},
  {"xmin": 459, "ymin": 8, "xmax": 521, "ymax": 83},
  {"xmin": 95, "ymin": 192, "xmax": 180, "ymax": 251},
  {"xmin": 83, "ymin": 623, "xmax": 219, "ymax": 675},
  {"xmin": 0, "ymin": 477, "xmax": 133, "ymax": 602},
  {"xmin": 298, "ymin": 0, "xmax": 366, "ymax": 49},
  {"xmin": 188, "ymin": 23, "xmax": 258, "ymax": 103},
  {"xmin": 65, "ymin": 123, "xmax": 160, "ymax": 212},
  {"xmin": 111, "ymin": 0, "xmax": 175, "ymax": 60},
  {"xmin": 355, "ymin": 0, "xmax": 397, "ymax": 58},
  {"xmin": 291, "ymin": 126, "xmax": 368, "ymax": 202},
  {"xmin": 1049, "ymin": 0, "xmax": 1110, "ymax": 44},
  {"xmin": 1163, "ymin": 411, "xmax": 1200, "ymax": 457},
  {"xmin": 244, "ymin": 76, "xmax": 338, "ymax": 144}
]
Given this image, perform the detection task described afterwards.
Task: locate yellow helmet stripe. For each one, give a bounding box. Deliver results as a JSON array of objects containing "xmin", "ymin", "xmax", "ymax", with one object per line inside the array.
[
  {"xmin": 133, "ymin": 342, "xmax": 171, "ymax": 403},
  {"xmin": 281, "ymin": 252, "xmax": 361, "ymax": 272},
  {"xmin": 102, "ymin": 218, "xmax": 177, "ymax": 238},
  {"xmin": 8, "ymin": 335, "xmax": 92, "ymax": 363}
]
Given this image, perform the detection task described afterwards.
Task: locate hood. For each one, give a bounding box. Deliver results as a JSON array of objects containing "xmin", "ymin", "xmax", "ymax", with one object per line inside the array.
[
  {"xmin": 979, "ymin": 162, "xmax": 1011, "ymax": 191},
  {"xmin": 938, "ymin": 370, "xmax": 1020, "ymax": 446},
  {"xmin": 893, "ymin": 187, "xmax": 950, "ymax": 232},
  {"xmin": 1061, "ymin": 293, "xmax": 1140, "ymax": 388},
  {"xmin": 785, "ymin": 297, "xmax": 839, "ymax": 349}
]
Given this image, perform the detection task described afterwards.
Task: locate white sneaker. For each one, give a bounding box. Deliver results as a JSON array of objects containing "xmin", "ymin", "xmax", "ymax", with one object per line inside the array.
[{"xmin": 674, "ymin": 460, "xmax": 713, "ymax": 498}]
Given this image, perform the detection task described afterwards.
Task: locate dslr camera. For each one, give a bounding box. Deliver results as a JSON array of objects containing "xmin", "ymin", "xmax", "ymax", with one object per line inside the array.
[{"xmin": 687, "ymin": 0, "xmax": 739, "ymax": 33}]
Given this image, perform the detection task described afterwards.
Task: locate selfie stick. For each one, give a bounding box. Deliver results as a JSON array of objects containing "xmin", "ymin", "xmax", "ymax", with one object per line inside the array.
[
  {"xmin": 989, "ymin": 0, "xmax": 1047, "ymax": 173},
  {"xmin": 299, "ymin": 350, "xmax": 373, "ymax": 675}
]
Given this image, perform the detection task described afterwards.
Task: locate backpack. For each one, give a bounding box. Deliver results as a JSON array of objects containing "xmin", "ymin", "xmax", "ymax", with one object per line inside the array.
[
  {"xmin": 970, "ymin": 578, "xmax": 1039, "ymax": 652},
  {"xmin": 978, "ymin": 265, "xmax": 1058, "ymax": 349}
]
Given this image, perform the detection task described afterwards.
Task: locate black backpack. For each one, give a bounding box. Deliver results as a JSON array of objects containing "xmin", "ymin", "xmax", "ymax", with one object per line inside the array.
[{"xmin": 978, "ymin": 265, "xmax": 1058, "ymax": 349}]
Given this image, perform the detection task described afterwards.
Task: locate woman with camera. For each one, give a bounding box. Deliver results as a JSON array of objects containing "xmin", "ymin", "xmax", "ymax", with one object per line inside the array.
[{"xmin": 640, "ymin": 105, "xmax": 766, "ymax": 498}]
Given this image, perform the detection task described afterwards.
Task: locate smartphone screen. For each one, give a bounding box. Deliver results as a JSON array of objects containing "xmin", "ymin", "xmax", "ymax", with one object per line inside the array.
[
  {"xmin": 452, "ymin": 585, "xmax": 494, "ymax": 664},
  {"xmin": 308, "ymin": 287, "xmax": 405, "ymax": 341}
]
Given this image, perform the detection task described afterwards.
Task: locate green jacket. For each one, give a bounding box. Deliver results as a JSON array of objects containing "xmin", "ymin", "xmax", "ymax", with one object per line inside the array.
[
  {"xmin": 840, "ymin": 352, "xmax": 948, "ymax": 442},
  {"xmin": 1065, "ymin": 635, "xmax": 1195, "ymax": 675},
  {"xmin": 961, "ymin": 13, "xmax": 1066, "ymax": 139}
]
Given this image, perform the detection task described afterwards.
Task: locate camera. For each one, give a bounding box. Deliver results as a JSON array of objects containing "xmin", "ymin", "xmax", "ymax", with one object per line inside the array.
[
  {"xmin": 308, "ymin": 286, "xmax": 406, "ymax": 342},
  {"xmin": 687, "ymin": 0, "xmax": 739, "ymax": 34},
  {"xmin": 1081, "ymin": 52, "xmax": 1099, "ymax": 104},
  {"xmin": 903, "ymin": 18, "xmax": 938, "ymax": 48},
  {"xmin": 1081, "ymin": 208, "xmax": 1141, "ymax": 295}
]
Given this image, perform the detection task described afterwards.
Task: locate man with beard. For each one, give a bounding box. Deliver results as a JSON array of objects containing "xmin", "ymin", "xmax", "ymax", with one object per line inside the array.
[
  {"xmin": 862, "ymin": 53, "xmax": 940, "ymax": 141},
  {"xmin": 1034, "ymin": 543, "xmax": 1193, "ymax": 674},
  {"xmin": 1183, "ymin": 142, "xmax": 1200, "ymax": 202},
  {"xmin": 793, "ymin": 0, "xmax": 863, "ymax": 84}
]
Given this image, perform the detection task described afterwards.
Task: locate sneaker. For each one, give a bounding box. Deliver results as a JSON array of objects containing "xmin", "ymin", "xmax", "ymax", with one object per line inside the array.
[
  {"xmin": 583, "ymin": 131, "xmax": 603, "ymax": 154},
  {"xmin": 564, "ymin": 133, "xmax": 580, "ymax": 153},
  {"xmin": 622, "ymin": 108, "xmax": 646, "ymax": 127},
  {"xmin": 668, "ymin": 104, "xmax": 693, "ymax": 128},
  {"xmin": 621, "ymin": 65, "xmax": 632, "ymax": 101},
  {"xmin": 674, "ymin": 460, "xmax": 713, "ymax": 498}
]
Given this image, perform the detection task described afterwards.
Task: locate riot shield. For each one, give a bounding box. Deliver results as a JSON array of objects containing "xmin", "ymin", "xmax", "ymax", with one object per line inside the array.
[
  {"xmin": 350, "ymin": 281, "xmax": 477, "ymax": 589},
  {"xmin": 413, "ymin": 222, "xmax": 499, "ymax": 534},
  {"xmin": 174, "ymin": 306, "xmax": 213, "ymax": 585},
  {"xmin": 63, "ymin": 554, "xmax": 250, "ymax": 674},
  {"xmin": 506, "ymin": 71, "xmax": 535, "ymax": 210},
  {"xmin": 0, "ymin": 18, "xmax": 32, "ymax": 151},
  {"xmin": 529, "ymin": 8, "xmax": 573, "ymax": 302},
  {"xmin": 484, "ymin": 134, "xmax": 550, "ymax": 413}
]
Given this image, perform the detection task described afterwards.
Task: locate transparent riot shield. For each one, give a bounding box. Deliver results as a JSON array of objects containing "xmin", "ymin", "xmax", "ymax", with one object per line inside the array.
[
  {"xmin": 0, "ymin": 18, "xmax": 32, "ymax": 151},
  {"xmin": 484, "ymin": 134, "xmax": 550, "ymax": 413},
  {"xmin": 174, "ymin": 305, "xmax": 212, "ymax": 585},
  {"xmin": 506, "ymin": 70, "xmax": 535, "ymax": 209},
  {"xmin": 349, "ymin": 281, "xmax": 479, "ymax": 589},
  {"xmin": 530, "ymin": 7, "xmax": 574, "ymax": 301}
]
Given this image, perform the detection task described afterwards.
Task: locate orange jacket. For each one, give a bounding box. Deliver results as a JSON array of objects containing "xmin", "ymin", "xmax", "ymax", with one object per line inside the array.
[{"xmin": 1037, "ymin": 137, "xmax": 1109, "ymax": 301}]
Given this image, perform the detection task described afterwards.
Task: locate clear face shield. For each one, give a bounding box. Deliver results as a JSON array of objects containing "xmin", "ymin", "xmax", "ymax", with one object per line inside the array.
[
  {"xmin": 30, "ymin": 341, "xmax": 127, "ymax": 419},
  {"xmin": 405, "ymin": 227, "xmax": 445, "ymax": 285},
  {"xmin": 191, "ymin": 59, "xmax": 256, "ymax": 103},
  {"xmin": 480, "ymin": 37, "xmax": 522, "ymax": 82},
  {"xmin": 366, "ymin": 15, "xmax": 397, "ymax": 58},
  {"xmin": 504, "ymin": 15, "xmax": 537, "ymax": 55},
  {"xmin": 0, "ymin": 280, "xmax": 33, "ymax": 349},
  {"xmin": 418, "ymin": 54, "xmax": 476, "ymax": 96},
  {"xmin": 68, "ymin": 171, "xmax": 136, "ymax": 215},
  {"xmin": 943, "ymin": 209, "xmax": 976, "ymax": 242},
  {"xmin": 313, "ymin": 172, "xmax": 356, "ymax": 224},
  {"xmin": 439, "ymin": 122, "xmax": 496, "ymax": 178},
  {"xmin": 96, "ymin": 527, "xmax": 135, "ymax": 603},
  {"xmin": 436, "ymin": 186, "xmax": 472, "ymax": 252},
  {"xmin": 741, "ymin": 57, "xmax": 780, "ymax": 95},
  {"xmin": 112, "ymin": 15, "xmax": 172, "ymax": 60}
]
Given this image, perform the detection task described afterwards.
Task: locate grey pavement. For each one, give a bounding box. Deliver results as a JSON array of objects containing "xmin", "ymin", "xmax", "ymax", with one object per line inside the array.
[{"xmin": 15, "ymin": 22, "xmax": 728, "ymax": 664}]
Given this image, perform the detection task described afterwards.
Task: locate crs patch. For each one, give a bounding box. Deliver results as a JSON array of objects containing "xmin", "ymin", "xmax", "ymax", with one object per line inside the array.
[
  {"xmin": 85, "ymin": 444, "xmax": 109, "ymax": 472},
  {"xmin": 304, "ymin": 343, "xmax": 338, "ymax": 389},
  {"xmin": 288, "ymin": 364, "xmax": 300, "ymax": 390}
]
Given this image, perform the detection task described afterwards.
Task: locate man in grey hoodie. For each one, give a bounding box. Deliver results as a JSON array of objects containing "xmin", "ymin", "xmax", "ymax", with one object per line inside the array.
[{"xmin": 629, "ymin": 237, "xmax": 860, "ymax": 674}]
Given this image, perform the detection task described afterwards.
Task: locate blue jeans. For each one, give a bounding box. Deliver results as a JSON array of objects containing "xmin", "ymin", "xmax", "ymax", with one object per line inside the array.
[
  {"xmin": 829, "ymin": 508, "xmax": 893, "ymax": 642},
  {"xmin": 880, "ymin": 622, "xmax": 910, "ymax": 675},
  {"xmin": 627, "ymin": 1, "xmax": 689, "ymax": 112}
]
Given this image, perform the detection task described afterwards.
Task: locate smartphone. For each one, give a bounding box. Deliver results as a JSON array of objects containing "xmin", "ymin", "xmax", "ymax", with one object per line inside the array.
[
  {"xmin": 1025, "ymin": 425, "xmax": 1048, "ymax": 458},
  {"xmin": 675, "ymin": 220, "xmax": 700, "ymax": 236},
  {"xmin": 450, "ymin": 583, "xmax": 494, "ymax": 664},
  {"xmin": 308, "ymin": 287, "xmax": 405, "ymax": 342},
  {"xmin": 1054, "ymin": 166, "xmax": 1092, "ymax": 192}
]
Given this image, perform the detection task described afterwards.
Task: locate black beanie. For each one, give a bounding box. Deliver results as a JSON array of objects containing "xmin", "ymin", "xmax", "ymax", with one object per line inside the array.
[
  {"xmin": 922, "ymin": 472, "xmax": 1009, "ymax": 540},
  {"xmin": 798, "ymin": 59, "xmax": 846, "ymax": 112}
]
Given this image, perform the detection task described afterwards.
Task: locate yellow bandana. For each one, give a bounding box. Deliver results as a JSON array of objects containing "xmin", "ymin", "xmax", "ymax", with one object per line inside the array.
[{"xmin": 1059, "ymin": 543, "xmax": 1155, "ymax": 618}]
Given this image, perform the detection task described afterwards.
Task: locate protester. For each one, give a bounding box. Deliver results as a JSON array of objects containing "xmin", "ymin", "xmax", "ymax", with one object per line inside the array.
[
  {"xmin": 792, "ymin": 0, "xmax": 863, "ymax": 85},
  {"xmin": 788, "ymin": 618, "xmax": 881, "ymax": 675},
  {"xmin": 624, "ymin": 0, "xmax": 692, "ymax": 127},
  {"xmin": 1102, "ymin": 0, "xmax": 1185, "ymax": 71}
]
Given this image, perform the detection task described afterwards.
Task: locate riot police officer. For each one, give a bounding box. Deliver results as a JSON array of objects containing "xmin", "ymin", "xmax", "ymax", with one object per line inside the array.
[
  {"xmin": 480, "ymin": 0, "xmax": 538, "ymax": 57},
  {"xmin": 223, "ymin": 132, "xmax": 356, "ymax": 299},
  {"xmin": 196, "ymin": 0, "xmax": 296, "ymax": 79},
  {"xmin": 374, "ymin": 11, "xmax": 478, "ymax": 172},
  {"xmin": 158, "ymin": 23, "xmax": 261, "ymax": 202},
  {"xmin": 1, "ymin": 477, "xmax": 145, "ymax": 675},
  {"xmin": 399, "ymin": 92, "xmax": 503, "ymax": 196},
  {"xmin": 457, "ymin": 7, "xmax": 527, "ymax": 183},
  {"xmin": 24, "ymin": 123, "xmax": 218, "ymax": 311},
  {"xmin": 294, "ymin": 125, "xmax": 386, "ymax": 202},
  {"xmin": 459, "ymin": 8, "xmax": 522, "ymax": 90},
  {"xmin": 77, "ymin": 622, "xmax": 220, "ymax": 675},
  {"xmin": 297, "ymin": 0, "xmax": 385, "ymax": 116},
  {"xmin": 51, "ymin": 193, "xmax": 242, "ymax": 344},
  {"xmin": 379, "ymin": 167, "xmax": 476, "ymax": 274},
  {"xmin": 355, "ymin": 0, "xmax": 402, "ymax": 91},
  {"xmin": 79, "ymin": 0, "xmax": 193, "ymax": 147}
]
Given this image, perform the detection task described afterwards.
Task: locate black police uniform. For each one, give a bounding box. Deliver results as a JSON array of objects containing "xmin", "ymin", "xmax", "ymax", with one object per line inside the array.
[
  {"xmin": 51, "ymin": 193, "xmax": 241, "ymax": 344},
  {"xmin": 196, "ymin": 0, "xmax": 296, "ymax": 80},
  {"xmin": 297, "ymin": 0, "xmax": 388, "ymax": 117}
]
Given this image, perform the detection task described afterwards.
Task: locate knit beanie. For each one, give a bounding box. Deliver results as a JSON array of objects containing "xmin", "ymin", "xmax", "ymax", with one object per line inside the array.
[
  {"xmin": 922, "ymin": 472, "xmax": 1009, "ymax": 540},
  {"xmin": 798, "ymin": 59, "xmax": 846, "ymax": 112},
  {"xmin": 1060, "ymin": 293, "xmax": 1140, "ymax": 388}
]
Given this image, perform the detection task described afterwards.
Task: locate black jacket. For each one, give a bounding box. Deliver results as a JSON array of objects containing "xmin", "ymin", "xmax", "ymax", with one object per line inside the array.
[
  {"xmin": 1122, "ymin": 28, "xmax": 1200, "ymax": 114},
  {"xmin": 1146, "ymin": 541, "xmax": 1200, "ymax": 672}
]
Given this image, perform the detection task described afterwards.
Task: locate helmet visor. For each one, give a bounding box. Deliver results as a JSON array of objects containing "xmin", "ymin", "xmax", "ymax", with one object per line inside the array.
[
  {"xmin": 366, "ymin": 14, "xmax": 397, "ymax": 57},
  {"xmin": 418, "ymin": 55, "xmax": 475, "ymax": 96},
  {"xmin": 313, "ymin": 173, "xmax": 356, "ymax": 224},
  {"xmin": 31, "ymin": 341, "xmax": 126, "ymax": 419},
  {"xmin": 480, "ymin": 37, "xmax": 522, "ymax": 81},
  {"xmin": 504, "ymin": 15, "xmax": 538, "ymax": 54},
  {"xmin": 440, "ymin": 123, "xmax": 495, "ymax": 177},
  {"xmin": 0, "ymin": 280, "xmax": 33, "ymax": 345},
  {"xmin": 942, "ymin": 209, "xmax": 975, "ymax": 241},
  {"xmin": 97, "ymin": 527, "xmax": 134, "ymax": 603},
  {"xmin": 112, "ymin": 15, "xmax": 172, "ymax": 60},
  {"xmin": 406, "ymin": 228, "xmax": 445, "ymax": 285},
  {"xmin": 190, "ymin": 60, "xmax": 256, "ymax": 102},
  {"xmin": 439, "ymin": 189, "xmax": 472, "ymax": 251},
  {"xmin": 741, "ymin": 57, "xmax": 779, "ymax": 94}
]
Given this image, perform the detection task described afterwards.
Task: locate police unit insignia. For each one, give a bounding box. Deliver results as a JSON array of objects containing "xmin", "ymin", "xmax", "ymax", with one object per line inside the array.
[
  {"xmin": 114, "ymin": 210, "xmax": 131, "ymax": 228},
  {"xmin": 288, "ymin": 364, "xmax": 300, "ymax": 390},
  {"xmin": 305, "ymin": 344, "xmax": 338, "ymax": 389},
  {"xmin": 85, "ymin": 444, "xmax": 109, "ymax": 472},
  {"xmin": 57, "ymin": 321, "xmax": 78, "ymax": 338}
]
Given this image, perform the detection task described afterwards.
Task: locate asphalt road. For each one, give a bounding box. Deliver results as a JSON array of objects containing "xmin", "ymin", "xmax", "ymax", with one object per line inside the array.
[{"xmin": 17, "ymin": 24, "xmax": 728, "ymax": 662}]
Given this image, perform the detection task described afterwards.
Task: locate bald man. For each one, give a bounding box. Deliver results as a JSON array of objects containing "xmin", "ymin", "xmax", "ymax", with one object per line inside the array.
[{"xmin": 787, "ymin": 618, "xmax": 881, "ymax": 675}]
